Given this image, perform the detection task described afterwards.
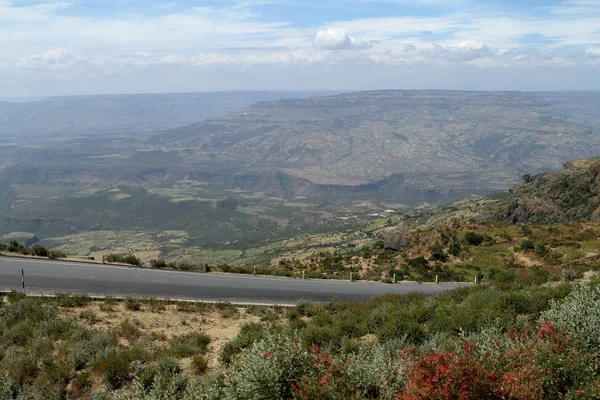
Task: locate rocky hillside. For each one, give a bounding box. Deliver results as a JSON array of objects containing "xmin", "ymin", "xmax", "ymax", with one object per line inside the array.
[{"xmin": 503, "ymin": 157, "xmax": 600, "ymax": 224}]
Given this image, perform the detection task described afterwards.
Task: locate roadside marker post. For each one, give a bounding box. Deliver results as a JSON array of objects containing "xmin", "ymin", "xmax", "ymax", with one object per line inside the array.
[
  {"xmin": 350, "ymin": 272, "xmax": 353, "ymax": 282},
  {"xmin": 435, "ymin": 275, "xmax": 438, "ymax": 284},
  {"xmin": 393, "ymin": 274, "xmax": 396, "ymax": 283},
  {"xmin": 21, "ymin": 269, "xmax": 25, "ymax": 291}
]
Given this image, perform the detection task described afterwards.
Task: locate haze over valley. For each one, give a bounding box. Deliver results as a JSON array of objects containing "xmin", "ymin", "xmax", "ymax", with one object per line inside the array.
[{"xmin": 1, "ymin": 90, "xmax": 599, "ymax": 264}]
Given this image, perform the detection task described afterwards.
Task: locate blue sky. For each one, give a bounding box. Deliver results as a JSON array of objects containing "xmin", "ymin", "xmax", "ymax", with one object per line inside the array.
[{"xmin": 1, "ymin": 0, "xmax": 599, "ymax": 96}]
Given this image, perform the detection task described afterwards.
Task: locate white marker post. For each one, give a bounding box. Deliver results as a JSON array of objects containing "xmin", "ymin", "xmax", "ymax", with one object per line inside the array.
[{"xmin": 21, "ymin": 269, "xmax": 25, "ymax": 291}]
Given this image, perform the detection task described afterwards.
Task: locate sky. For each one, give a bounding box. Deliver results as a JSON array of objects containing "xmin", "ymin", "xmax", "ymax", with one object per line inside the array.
[{"xmin": 1, "ymin": 0, "xmax": 600, "ymax": 96}]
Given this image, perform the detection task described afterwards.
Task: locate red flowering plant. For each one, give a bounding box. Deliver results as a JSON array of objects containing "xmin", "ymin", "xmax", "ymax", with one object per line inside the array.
[
  {"xmin": 290, "ymin": 344, "xmax": 353, "ymax": 400},
  {"xmin": 394, "ymin": 322, "xmax": 599, "ymax": 400}
]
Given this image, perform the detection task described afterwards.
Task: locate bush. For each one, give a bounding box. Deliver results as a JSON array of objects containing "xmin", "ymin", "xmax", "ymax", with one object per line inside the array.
[
  {"xmin": 220, "ymin": 322, "xmax": 265, "ymax": 365},
  {"xmin": 49, "ymin": 250, "xmax": 67, "ymax": 259},
  {"xmin": 520, "ymin": 239, "xmax": 535, "ymax": 251},
  {"xmin": 7, "ymin": 240, "xmax": 24, "ymax": 253},
  {"xmin": 143, "ymin": 297, "xmax": 166, "ymax": 312},
  {"xmin": 223, "ymin": 331, "xmax": 311, "ymax": 400},
  {"xmin": 124, "ymin": 296, "xmax": 141, "ymax": 311},
  {"xmin": 29, "ymin": 244, "xmax": 49, "ymax": 257},
  {"xmin": 150, "ymin": 259, "xmax": 167, "ymax": 269},
  {"xmin": 71, "ymin": 332, "xmax": 116, "ymax": 370},
  {"xmin": 429, "ymin": 241, "xmax": 448, "ymax": 262},
  {"xmin": 168, "ymin": 333, "xmax": 211, "ymax": 358},
  {"xmin": 54, "ymin": 292, "xmax": 91, "ymax": 308},
  {"xmin": 562, "ymin": 267, "xmax": 583, "ymax": 282},
  {"xmin": 191, "ymin": 354, "xmax": 209, "ymax": 376},
  {"xmin": 95, "ymin": 347, "xmax": 147, "ymax": 389},
  {"xmin": 534, "ymin": 242, "xmax": 549, "ymax": 257},
  {"xmin": 100, "ymin": 296, "xmax": 117, "ymax": 312},
  {"xmin": 105, "ymin": 253, "xmax": 141, "ymax": 266},
  {"xmin": 465, "ymin": 231, "xmax": 484, "ymax": 246},
  {"xmin": 541, "ymin": 285, "xmax": 600, "ymax": 350},
  {"xmin": 115, "ymin": 319, "xmax": 143, "ymax": 342}
]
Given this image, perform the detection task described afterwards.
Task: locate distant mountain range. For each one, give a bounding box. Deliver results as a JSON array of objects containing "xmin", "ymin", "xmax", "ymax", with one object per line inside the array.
[
  {"xmin": 0, "ymin": 91, "xmax": 339, "ymax": 141},
  {"xmin": 153, "ymin": 90, "xmax": 600, "ymax": 192},
  {"xmin": 1, "ymin": 90, "xmax": 600, "ymax": 259}
]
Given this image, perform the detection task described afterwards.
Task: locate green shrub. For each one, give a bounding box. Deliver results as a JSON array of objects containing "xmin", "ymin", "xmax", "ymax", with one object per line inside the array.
[
  {"xmin": 124, "ymin": 296, "xmax": 141, "ymax": 311},
  {"xmin": 71, "ymin": 332, "xmax": 116, "ymax": 370},
  {"xmin": 215, "ymin": 302, "xmax": 239, "ymax": 319},
  {"xmin": 29, "ymin": 244, "xmax": 49, "ymax": 257},
  {"xmin": 7, "ymin": 240, "xmax": 24, "ymax": 253},
  {"xmin": 100, "ymin": 296, "xmax": 117, "ymax": 312},
  {"xmin": 222, "ymin": 331, "xmax": 311, "ymax": 400},
  {"xmin": 49, "ymin": 250, "xmax": 67, "ymax": 259},
  {"xmin": 191, "ymin": 354, "xmax": 209, "ymax": 376},
  {"xmin": 79, "ymin": 310, "xmax": 99, "ymax": 325},
  {"xmin": 143, "ymin": 297, "xmax": 166, "ymax": 312},
  {"xmin": 150, "ymin": 259, "xmax": 167, "ymax": 269},
  {"xmin": 520, "ymin": 239, "xmax": 535, "ymax": 251},
  {"xmin": 220, "ymin": 322, "xmax": 265, "ymax": 365},
  {"xmin": 489, "ymin": 268, "xmax": 516, "ymax": 283},
  {"xmin": 2, "ymin": 348, "xmax": 38, "ymax": 385},
  {"xmin": 6, "ymin": 290, "xmax": 26, "ymax": 303},
  {"xmin": 135, "ymin": 357, "xmax": 183, "ymax": 394},
  {"xmin": 429, "ymin": 241, "xmax": 448, "ymax": 262},
  {"xmin": 115, "ymin": 319, "xmax": 143, "ymax": 342},
  {"xmin": 105, "ymin": 253, "xmax": 141, "ymax": 266},
  {"xmin": 168, "ymin": 333, "xmax": 211, "ymax": 358},
  {"xmin": 54, "ymin": 292, "xmax": 91, "ymax": 308},
  {"xmin": 465, "ymin": 231, "xmax": 484, "ymax": 246},
  {"xmin": 534, "ymin": 241, "xmax": 550, "ymax": 257},
  {"xmin": 541, "ymin": 285, "xmax": 600, "ymax": 350},
  {"xmin": 562, "ymin": 267, "xmax": 583, "ymax": 282},
  {"xmin": 95, "ymin": 347, "xmax": 147, "ymax": 389}
]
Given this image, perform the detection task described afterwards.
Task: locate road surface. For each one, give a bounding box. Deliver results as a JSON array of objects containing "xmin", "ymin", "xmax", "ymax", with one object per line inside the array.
[{"xmin": 0, "ymin": 257, "xmax": 468, "ymax": 304}]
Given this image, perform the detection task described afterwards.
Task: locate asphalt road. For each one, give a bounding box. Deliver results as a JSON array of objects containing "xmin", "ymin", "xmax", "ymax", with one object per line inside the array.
[{"xmin": 0, "ymin": 257, "xmax": 468, "ymax": 304}]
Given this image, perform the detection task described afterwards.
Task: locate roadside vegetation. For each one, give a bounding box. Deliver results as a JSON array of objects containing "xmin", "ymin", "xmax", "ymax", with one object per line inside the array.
[
  {"xmin": 140, "ymin": 222, "xmax": 600, "ymax": 286},
  {"xmin": 0, "ymin": 240, "xmax": 67, "ymax": 260},
  {"xmin": 3, "ymin": 280, "xmax": 600, "ymax": 399}
]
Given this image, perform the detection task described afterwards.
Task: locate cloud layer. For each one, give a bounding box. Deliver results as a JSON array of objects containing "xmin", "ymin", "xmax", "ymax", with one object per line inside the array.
[{"xmin": 1, "ymin": 0, "xmax": 599, "ymax": 96}]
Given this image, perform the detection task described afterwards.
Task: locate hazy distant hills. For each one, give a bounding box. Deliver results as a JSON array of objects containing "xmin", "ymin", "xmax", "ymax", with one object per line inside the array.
[
  {"xmin": 0, "ymin": 91, "xmax": 339, "ymax": 141},
  {"xmin": 1, "ymin": 90, "xmax": 600, "ymax": 260},
  {"xmin": 155, "ymin": 90, "xmax": 600, "ymax": 192}
]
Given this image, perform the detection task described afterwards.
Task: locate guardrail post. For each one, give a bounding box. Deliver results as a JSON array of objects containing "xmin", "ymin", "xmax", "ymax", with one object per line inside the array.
[
  {"xmin": 393, "ymin": 273, "xmax": 396, "ymax": 283},
  {"xmin": 435, "ymin": 275, "xmax": 438, "ymax": 284}
]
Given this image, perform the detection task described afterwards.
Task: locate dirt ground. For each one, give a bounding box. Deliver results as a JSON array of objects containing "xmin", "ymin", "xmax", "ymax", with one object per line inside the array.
[{"xmin": 59, "ymin": 302, "xmax": 262, "ymax": 373}]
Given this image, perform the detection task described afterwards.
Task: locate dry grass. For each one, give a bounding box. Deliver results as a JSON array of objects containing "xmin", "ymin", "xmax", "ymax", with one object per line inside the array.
[{"xmin": 59, "ymin": 301, "xmax": 262, "ymax": 373}]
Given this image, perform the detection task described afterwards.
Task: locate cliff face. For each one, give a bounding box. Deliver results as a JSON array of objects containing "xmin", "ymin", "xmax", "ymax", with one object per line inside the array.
[{"xmin": 503, "ymin": 158, "xmax": 600, "ymax": 224}]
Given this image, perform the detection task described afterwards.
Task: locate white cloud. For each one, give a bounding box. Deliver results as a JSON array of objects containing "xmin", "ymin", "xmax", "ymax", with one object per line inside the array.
[
  {"xmin": 13, "ymin": 48, "xmax": 85, "ymax": 69},
  {"xmin": 314, "ymin": 27, "xmax": 373, "ymax": 50},
  {"xmin": 158, "ymin": 49, "xmax": 334, "ymax": 66},
  {"xmin": 586, "ymin": 47, "xmax": 600, "ymax": 58},
  {"xmin": 1, "ymin": 0, "xmax": 600, "ymax": 95}
]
